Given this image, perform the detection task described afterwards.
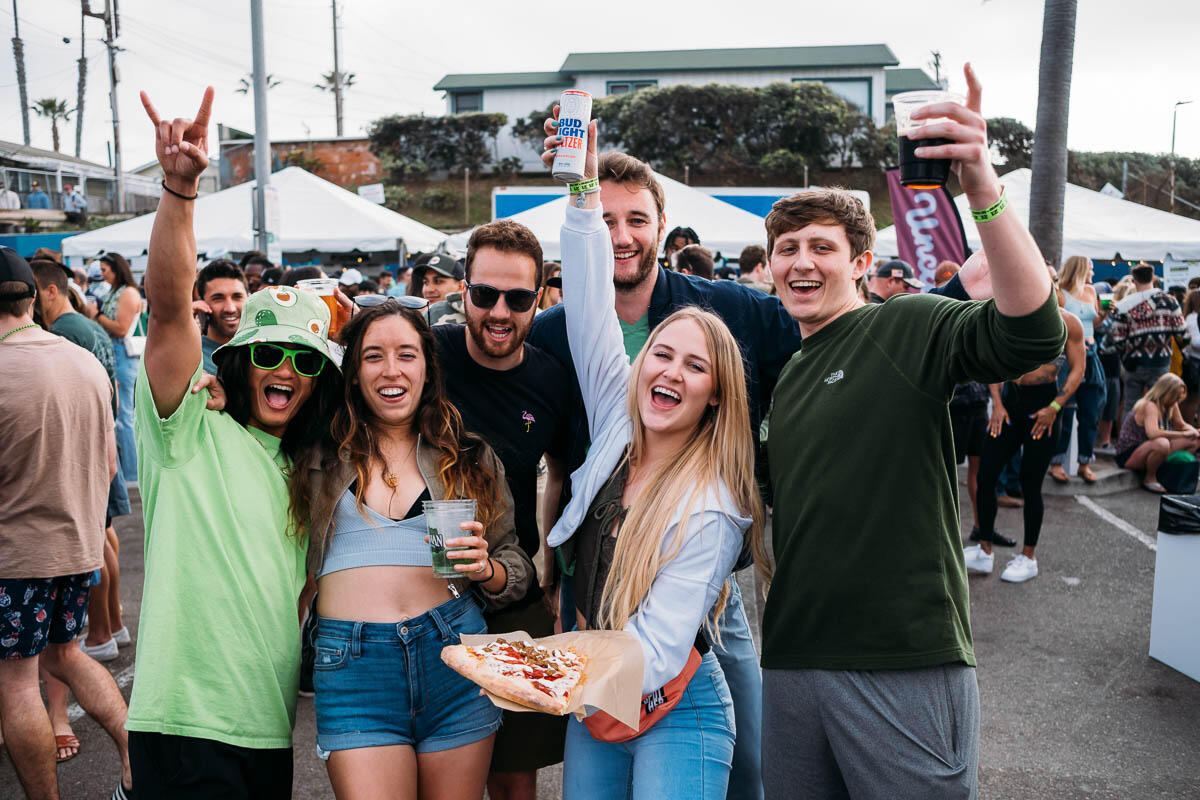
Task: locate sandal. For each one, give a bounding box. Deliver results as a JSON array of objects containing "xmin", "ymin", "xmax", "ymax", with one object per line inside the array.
[
  {"xmin": 1078, "ymin": 465, "xmax": 1098, "ymax": 484},
  {"xmin": 55, "ymin": 734, "xmax": 80, "ymax": 762},
  {"xmin": 1049, "ymin": 465, "xmax": 1070, "ymax": 484},
  {"xmin": 1143, "ymin": 481, "xmax": 1168, "ymax": 494}
]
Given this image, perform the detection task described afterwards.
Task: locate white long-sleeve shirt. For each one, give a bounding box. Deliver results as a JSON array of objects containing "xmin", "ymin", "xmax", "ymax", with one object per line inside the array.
[{"xmin": 547, "ymin": 204, "xmax": 748, "ymax": 694}]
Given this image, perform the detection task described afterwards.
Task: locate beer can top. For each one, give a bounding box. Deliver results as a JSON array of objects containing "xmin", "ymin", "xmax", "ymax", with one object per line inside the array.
[{"xmin": 562, "ymin": 90, "xmax": 592, "ymax": 99}]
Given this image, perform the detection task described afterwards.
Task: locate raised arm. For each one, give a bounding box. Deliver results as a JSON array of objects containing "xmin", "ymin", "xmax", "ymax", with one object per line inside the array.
[
  {"xmin": 908, "ymin": 64, "xmax": 1050, "ymax": 317},
  {"xmin": 139, "ymin": 86, "xmax": 214, "ymax": 418},
  {"xmin": 541, "ymin": 110, "xmax": 631, "ymax": 441}
]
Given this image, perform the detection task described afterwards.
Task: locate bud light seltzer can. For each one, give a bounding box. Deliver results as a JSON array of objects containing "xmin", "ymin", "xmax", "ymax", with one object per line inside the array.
[{"xmin": 552, "ymin": 90, "xmax": 593, "ymax": 183}]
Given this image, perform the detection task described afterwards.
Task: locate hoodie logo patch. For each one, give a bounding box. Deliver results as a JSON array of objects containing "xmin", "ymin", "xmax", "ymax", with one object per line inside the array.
[{"xmin": 824, "ymin": 370, "xmax": 845, "ymax": 385}]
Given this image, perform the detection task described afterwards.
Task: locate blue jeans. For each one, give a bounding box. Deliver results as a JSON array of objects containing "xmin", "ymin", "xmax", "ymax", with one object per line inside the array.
[
  {"xmin": 312, "ymin": 594, "xmax": 501, "ymax": 755},
  {"xmin": 1053, "ymin": 346, "xmax": 1107, "ymax": 466},
  {"xmin": 112, "ymin": 338, "xmax": 138, "ymax": 481},
  {"xmin": 564, "ymin": 651, "xmax": 735, "ymax": 800},
  {"xmin": 709, "ymin": 576, "xmax": 763, "ymax": 800}
]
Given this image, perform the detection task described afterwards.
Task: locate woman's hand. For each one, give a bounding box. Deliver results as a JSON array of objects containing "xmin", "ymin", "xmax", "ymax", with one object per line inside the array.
[
  {"xmin": 139, "ymin": 86, "xmax": 213, "ymax": 193},
  {"xmin": 1030, "ymin": 405, "xmax": 1058, "ymax": 440},
  {"xmin": 988, "ymin": 403, "xmax": 1009, "ymax": 438},
  {"xmin": 540, "ymin": 104, "xmax": 598, "ymax": 181},
  {"xmin": 191, "ymin": 371, "xmax": 227, "ymax": 411},
  {"xmin": 445, "ymin": 521, "xmax": 492, "ymax": 581}
]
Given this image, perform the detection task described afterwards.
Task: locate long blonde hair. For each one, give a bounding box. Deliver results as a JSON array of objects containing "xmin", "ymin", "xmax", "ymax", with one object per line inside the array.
[
  {"xmin": 1139, "ymin": 372, "xmax": 1186, "ymax": 422},
  {"xmin": 598, "ymin": 308, "xmax": 768, "ymax": 638},
  {"xmin": 1059, "ymin": 255, "xmax": 1091, "ymax": 295}
]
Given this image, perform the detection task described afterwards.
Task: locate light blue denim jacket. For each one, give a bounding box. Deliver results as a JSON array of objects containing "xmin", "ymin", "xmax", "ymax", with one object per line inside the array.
[{"xmin": 548, "ymin": 205, "xmax": 750, "ymax": 694}]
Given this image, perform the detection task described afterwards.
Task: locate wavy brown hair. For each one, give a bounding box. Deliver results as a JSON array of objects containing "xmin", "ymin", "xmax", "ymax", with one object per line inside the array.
[{"xmin": 315, "ymin": 301, "xmax": 504, "ymax": 542}]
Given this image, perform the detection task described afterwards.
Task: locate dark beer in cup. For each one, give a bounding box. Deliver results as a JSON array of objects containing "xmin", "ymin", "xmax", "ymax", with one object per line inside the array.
[{"xmin": 892, "ymin": 90, "xmax": 964, "ymax": 190}]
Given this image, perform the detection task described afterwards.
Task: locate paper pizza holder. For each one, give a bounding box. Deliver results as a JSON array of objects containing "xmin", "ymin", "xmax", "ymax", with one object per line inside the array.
[{"xmin": 455, "ymin": 629, "xmax": 644, "ymax": 730}]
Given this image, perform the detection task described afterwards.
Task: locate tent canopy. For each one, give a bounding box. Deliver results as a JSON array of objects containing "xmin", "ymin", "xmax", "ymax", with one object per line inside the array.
[
  {"xmin": 874, "ymin": 168, "xmax": 1200, "ymax": 261},
  {"xmin": 444, "ymin": 173, "xmax": 768, "ymax": 260},
  {"xmin": 61, "ymin": 167, "xmax": 444, "ymax": 261}
]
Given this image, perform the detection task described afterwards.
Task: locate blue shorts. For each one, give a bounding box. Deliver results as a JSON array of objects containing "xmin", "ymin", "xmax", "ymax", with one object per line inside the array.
[
  {"xmin": 313, "ymin": 593, "xmax": 501, "ymax": 755},
  {"xmin": 0, "ymin": 572, "xmax": 92, "ymax": 659}
]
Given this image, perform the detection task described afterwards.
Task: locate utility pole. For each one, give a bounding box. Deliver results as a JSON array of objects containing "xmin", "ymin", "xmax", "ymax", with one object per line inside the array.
[
  {"xmin": 75, "ymin": 7, "xmax": 87, "ymax": 158},
  {"xmin": 1170, "ymin": 100, "xmax": 1193, "ymax": 215},
  {"xmin": 11, "ymin": 0, "xmax": 31, "ymax": 145},
  {"xmin": 83, "ymin": 0, "xmax": 123, "ymax": 211},
  {"xmin": 929, "ymin": 50, "xmax": 945, "ymax": 88},
  {"xmin": 1121, "ymin": 158, "xmax": 1128, "ymax": 196},
  {"xmin": 250, "ymin": 0, "xmax": 272, "ymax": 253},
  {"xmin": 330, "ymin": 0, "xmax": 344, "ymax": 136}
]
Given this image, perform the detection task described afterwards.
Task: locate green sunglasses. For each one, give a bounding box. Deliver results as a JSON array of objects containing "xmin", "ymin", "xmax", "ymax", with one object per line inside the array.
[{"xmin": 248, "ymin": 343, "xmax": 326, "ymax": 377}]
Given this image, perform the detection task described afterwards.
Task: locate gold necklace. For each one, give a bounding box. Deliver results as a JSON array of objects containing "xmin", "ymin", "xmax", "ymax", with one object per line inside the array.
[
  {"xmin": 381, "ymin": 437, "xmax": 419, "ymax": 517},
  {"xmin": 248, "ymin": 429, "xmax": 291, "ymax": 479}
]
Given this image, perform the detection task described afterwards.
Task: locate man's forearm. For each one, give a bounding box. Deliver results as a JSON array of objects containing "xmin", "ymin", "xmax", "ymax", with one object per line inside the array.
[{"xmin": 970, "ymin": 183, "xmax": 1052, "ymax": 318}]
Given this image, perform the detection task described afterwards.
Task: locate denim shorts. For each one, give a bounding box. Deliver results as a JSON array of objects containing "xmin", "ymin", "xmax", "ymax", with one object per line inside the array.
[{"xmin": 313, "ymin": 593, "xmax": 501, "ymax": 755}]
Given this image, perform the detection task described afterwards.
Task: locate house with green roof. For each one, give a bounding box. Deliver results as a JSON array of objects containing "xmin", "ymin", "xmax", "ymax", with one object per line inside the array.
[{"xmin": 434, "ymin": 45, "xmax": 936, "ymax": 169}]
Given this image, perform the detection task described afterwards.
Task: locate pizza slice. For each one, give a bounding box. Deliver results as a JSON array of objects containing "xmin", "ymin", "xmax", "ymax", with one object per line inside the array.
[{"xmin": 442, "ymin": 637, "xmax": 588, "ymax": 715}]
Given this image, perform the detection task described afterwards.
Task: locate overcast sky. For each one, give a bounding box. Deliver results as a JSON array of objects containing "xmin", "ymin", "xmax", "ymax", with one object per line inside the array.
[{"xmin": 3, "ymin": 0, "xmax": 1199, "ymax": 180}]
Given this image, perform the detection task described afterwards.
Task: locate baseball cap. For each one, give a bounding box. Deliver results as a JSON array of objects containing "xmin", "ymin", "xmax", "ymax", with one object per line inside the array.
[
  {"xmin": 423, "ymin": 254, "xmax": 464, "ymax": 281},
  {"xmin": 873, "ymin": 259, "xmax": 924, "ymax": 289},
  {"xmin": 86, "ymin": 263, "xmax": 104, "ymax": 281},
  {"xmin": 339, "ymin": 267, "xmax": 364, "ymax": 286},
  {"xmin": 0, "ymin": 247, "xmax": 36, "ymax": 300},
  {"xmin": 213, "ymin": 285, "xmax": 341, "ymax": 372}
]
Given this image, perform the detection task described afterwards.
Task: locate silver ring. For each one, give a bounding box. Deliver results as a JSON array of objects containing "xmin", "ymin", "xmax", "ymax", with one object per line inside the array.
[{"xmin": 475, "ymin": 560, "xmax": 488, "ymax": 574}]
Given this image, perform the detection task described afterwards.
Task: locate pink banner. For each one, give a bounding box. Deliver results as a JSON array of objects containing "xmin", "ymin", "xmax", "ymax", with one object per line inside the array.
[{"xmin": 885, "ymin": 169, "xmax": 970, "ymax": 288}]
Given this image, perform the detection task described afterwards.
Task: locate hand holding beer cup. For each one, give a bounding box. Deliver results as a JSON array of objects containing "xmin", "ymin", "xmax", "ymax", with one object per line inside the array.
[
  {"xmin": 903, "ymin": 63, "xmax": 999, "ymax": 204},
  {"xmin": 541, "ymin": 104, "xmax": 598, "ymax": 183}
]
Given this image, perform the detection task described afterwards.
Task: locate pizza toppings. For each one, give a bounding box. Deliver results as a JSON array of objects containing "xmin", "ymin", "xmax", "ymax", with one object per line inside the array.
[{"xmin": 441, "ymin": 637, "xmax": 589, "ymax": 715}]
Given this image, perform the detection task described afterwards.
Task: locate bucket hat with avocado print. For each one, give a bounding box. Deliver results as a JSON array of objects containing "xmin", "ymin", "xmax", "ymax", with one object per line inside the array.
[{"xmin": 212, "ymin": 285, "xmax": 340, "ymax": 371}]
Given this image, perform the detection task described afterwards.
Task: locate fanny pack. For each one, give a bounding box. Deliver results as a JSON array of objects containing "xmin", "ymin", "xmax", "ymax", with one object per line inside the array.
[{"xmin": 583, "ymin": 640, "xmax": 705, "ymax": 743}]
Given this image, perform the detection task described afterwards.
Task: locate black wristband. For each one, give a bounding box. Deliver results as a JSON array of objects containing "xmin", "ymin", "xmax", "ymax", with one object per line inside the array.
[
  {"xmin": 481, "ymin": 558, "xmax": 496, "ymax": 583},
  {"xmin": 161, "ymin": 180, "xmax": 198, "ymax": 201}
]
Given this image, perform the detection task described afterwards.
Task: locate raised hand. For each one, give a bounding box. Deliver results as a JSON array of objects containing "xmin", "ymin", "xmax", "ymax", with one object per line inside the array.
[
  {"xmin": 140, "ymin": 86, "xmax": 214, "ymax": 190},
  {"xmin": 907, "ymin": 63, "xmax": 998, "ymax": 200},
  {"xmin": 541, "ymin": 104, "xmax": 599, "ymax": 181}
]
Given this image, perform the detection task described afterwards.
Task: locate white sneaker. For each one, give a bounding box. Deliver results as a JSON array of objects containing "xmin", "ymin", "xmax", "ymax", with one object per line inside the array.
[
  {"xmin": 113, "ymin": 626, "xmax": 132, "ymax": 647},
  {"xmin": 963, "ymin": 545, "xmax": 994, "ymax": 574},
  {"xmin": 79, "ymin": 637, "xmax": 119, "ymax": 662},
  {"xmin": 1001, "ymin": 554, "xmax": 1039, "ymax": 583}
]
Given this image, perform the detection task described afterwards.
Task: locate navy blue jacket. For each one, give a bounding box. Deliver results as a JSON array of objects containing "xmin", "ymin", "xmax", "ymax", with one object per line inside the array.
[{"xmin": 529, "ymin": 265, "xmax": 968, "ymax": 481}]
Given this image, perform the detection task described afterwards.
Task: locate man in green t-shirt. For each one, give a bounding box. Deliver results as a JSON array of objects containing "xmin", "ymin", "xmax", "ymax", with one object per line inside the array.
[
  {"xmin": 760, "ymin": 66, "xmax": 1066, "ymax": 798},
  {"xmin": 129, "ymin": 86, "xmax": 343, "ymax": 798}
]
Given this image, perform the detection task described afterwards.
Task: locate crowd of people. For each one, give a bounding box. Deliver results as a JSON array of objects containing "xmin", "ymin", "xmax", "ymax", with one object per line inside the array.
[{"xmin": 0, "ymin": 63, "xmax": 1187, "ymax": 800}]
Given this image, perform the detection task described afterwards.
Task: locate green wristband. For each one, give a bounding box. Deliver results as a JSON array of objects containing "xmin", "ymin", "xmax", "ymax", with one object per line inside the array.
[
  {"xmin": 568, "ymin": 177, "xmax": 600, "ymax": 195},
  {"xmin": 971, "ymin": 188, "xmax": 1007, "ymax": 222},
  {"xmin": 1050, "ymin": 400, "xmax": 1063, "ymax": 413}
]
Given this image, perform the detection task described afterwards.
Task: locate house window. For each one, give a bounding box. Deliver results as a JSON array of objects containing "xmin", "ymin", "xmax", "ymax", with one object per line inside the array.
[
  {"xmin": 452, "ymin": 91, "xmax": 483, "ymax": 113},
  {"xmin": 793, "ymin": 77, "xmax": 872, "ymax": 116},
  {"xmin": 606, "ymin": 80, "xmax": 658, "ymax": 96}
]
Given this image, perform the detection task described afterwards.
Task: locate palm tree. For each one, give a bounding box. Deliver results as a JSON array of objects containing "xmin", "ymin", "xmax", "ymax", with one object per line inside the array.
[
  {"xmin": 1028, "ymin": 0, "xmax": 1078, "ymax": 267},
  {"xmin": 316, "ymin": 71, "xmax": 355, "ymax": 136},
  {"xmin": 31, "ymin": 98, "xmax": 72, "ymax": 152},
  {"xmin": 235, "ymin": 73, "xmax": 282, "ymax": 95}
]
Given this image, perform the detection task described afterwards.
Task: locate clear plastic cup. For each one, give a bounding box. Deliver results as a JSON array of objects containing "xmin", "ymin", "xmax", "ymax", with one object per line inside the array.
[
  {"xmin": 296, "ymin": 277, "xmax": 341, "ymax": 334},
  {"xmin": 891, "ymin": 90, "xmax": 965, "ymax": 190},
  {"xmin": 423, "ymin": 499, "xmax": 477, "ymax": 579}
]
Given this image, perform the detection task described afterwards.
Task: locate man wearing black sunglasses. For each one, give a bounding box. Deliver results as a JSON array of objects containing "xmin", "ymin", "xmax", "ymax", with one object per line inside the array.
[{"xmin": 428, "ymin": 219, "xmax": 574, "ymax": 800}]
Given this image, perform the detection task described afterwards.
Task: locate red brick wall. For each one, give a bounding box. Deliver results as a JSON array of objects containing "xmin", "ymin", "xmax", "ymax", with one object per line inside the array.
[{"xmin": 220, "ymin": 139, "xmax": 382, "ymax": 189}]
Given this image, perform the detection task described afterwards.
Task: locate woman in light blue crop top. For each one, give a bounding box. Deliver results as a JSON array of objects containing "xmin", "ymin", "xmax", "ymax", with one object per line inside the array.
[
  {"xmin": 1049, "ymin": 255, "xmax": 1107, "ymax": 483},
  {"xmin": 292, "ymin": 299, "xmax": 535, "ymax": 799}
]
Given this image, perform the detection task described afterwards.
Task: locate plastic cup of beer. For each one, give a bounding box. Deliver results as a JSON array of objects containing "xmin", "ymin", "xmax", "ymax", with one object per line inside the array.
[
  {"xmin": 423, "ymin": 499, "xmax": 477, "ymax": 579},
  {"xmin": 892, "ymin": 90, "xmax": 965, "ymax": 190},
  {"xmin": 296, "ymin": 277, "xmax": 342, "ymax": 334}
]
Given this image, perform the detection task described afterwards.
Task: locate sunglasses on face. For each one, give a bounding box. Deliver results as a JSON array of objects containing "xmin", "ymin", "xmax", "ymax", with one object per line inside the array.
[
  {"xmin": 465, "ymin": 282, "xmax": 539, "ymax": 313},
  {"xmin": 249, "ymin": 343, "xmax": 326, "ymax": 377},
  {"xmin": 353, "ymin": 294, "xmax": 429, "ymax": 310}
]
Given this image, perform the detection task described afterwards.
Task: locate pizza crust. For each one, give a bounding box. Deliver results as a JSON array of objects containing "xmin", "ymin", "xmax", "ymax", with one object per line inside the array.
[{"xmin": 442, "ymin": 641, "xmax": 586, "ymax": 715}]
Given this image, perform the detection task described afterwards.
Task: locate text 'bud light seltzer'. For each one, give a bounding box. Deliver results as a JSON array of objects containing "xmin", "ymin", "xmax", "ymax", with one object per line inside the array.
[{"xmin": 552, "ymin": 90, "xmax": 593, "ymax": 183}]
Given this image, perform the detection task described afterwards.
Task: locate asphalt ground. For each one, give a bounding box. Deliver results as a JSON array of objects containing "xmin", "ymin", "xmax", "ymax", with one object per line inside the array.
[{"xmin": 3, "ymin": 484, "xmax": 1199, "ymax": 799}]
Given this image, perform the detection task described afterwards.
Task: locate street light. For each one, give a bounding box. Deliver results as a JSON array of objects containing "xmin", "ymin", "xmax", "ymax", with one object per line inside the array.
[{"xmin": 1171, "ymin": 100, "xmax": 1193, "ymax": 215}]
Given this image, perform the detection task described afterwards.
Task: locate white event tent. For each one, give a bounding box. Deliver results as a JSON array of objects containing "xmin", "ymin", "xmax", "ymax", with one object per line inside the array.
[
  {"xmin": 444, "ymin": 173, "xmax": 768, "ymax": 261},
  {"xmin": 874, "ymin": 168, "xmax": 1200, "ymax": 261},
  {"xmin": 61, "ymin": 167, "xmax": 444, "ymax": 265}
]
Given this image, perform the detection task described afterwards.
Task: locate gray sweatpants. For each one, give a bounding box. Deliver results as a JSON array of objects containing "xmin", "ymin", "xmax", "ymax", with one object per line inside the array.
[{"xmin": 762, "ymin": 665, "xmax": 979, "ymax": 799}]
